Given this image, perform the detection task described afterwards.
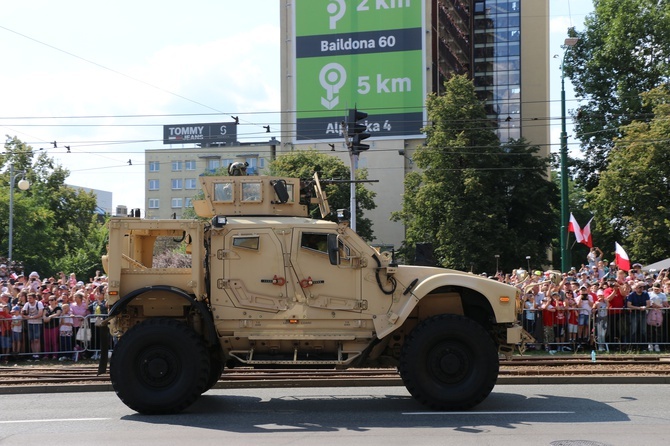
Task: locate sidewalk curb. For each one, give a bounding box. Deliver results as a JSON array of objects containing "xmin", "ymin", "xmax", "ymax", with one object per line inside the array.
[{"xmin": 1, "ymin": 376, "xmax": 670, "ymax": 395}]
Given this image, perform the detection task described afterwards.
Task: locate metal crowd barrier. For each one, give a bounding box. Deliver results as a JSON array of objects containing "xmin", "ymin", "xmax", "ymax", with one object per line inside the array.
[
  {"xmin": 0, "ymin": 313, "xmax": 111, "ymax": 362},
  {"xmin": 520, "ymin": 307, "xmax": 669, "ymax": 353}
]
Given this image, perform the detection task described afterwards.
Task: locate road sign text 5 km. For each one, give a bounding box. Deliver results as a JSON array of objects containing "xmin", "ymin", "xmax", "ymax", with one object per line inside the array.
[{"xmin": 357, "ymin": 74, "xmax": 412, "ymax": 95}]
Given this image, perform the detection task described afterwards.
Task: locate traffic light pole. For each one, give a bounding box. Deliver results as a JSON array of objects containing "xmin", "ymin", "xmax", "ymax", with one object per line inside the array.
[{"xmin": 344, "ymin": 108, "xmax": 370, "ymax": 232}]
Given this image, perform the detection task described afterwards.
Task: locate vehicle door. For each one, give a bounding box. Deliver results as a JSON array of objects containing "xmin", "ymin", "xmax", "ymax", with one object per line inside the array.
[
  {"xmin": 223, "ymin": 228, "xmax": 290, "ymax": 312},
  {"xmin": 290, "ymin": 229, "xmax": 363, "ymax": 312}
]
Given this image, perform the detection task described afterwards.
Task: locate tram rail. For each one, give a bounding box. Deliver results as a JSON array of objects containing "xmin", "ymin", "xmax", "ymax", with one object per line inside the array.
[{"xmin": 2, "ymin": 355, "xmax": 670, "ymax": 388}]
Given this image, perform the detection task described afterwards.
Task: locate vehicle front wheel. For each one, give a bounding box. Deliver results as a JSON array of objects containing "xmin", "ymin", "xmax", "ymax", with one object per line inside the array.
[
  {"xmin": 399, "ymin": 313, "xmax": 499, "ymax": 410},
  {"xmin": 110, "ymin": 318, "xmax": 210, "ymax": 414}
]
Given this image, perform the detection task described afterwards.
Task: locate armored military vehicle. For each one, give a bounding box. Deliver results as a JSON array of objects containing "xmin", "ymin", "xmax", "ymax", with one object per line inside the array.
[{"xmin": 98, "ymin": 174, "xmax": 523, "ymax": 414}]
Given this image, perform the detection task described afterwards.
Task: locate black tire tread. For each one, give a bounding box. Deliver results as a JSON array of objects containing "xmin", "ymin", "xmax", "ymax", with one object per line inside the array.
[
  {"xmin": 110, "ymin": 318, "xmax": 210, "ymax": 414},
  {"xmin": 398, "ymin": 313, "xmax": 499, "ymax": 410}
]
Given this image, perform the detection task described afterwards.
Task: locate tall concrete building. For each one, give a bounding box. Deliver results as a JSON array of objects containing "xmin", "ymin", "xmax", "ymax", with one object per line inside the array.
[{"xmin": 280, "ymin": 0, "xmax": 549, "ymax": 250}]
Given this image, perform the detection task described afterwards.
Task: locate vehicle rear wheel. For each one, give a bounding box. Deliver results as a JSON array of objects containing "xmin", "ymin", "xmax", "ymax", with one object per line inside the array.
[
  {"xmin": 110, "ymin": 318, "xmax": 210, "ymax": 414},
  {"xmin": 399, "ymin": 313, "xmax": 499, "ymax": 410}
]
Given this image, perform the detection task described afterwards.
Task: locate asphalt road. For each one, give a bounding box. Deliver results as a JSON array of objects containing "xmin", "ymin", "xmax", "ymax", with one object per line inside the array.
[{"xmin": 1, "ymin": 384, "xmax": 669, "ymax": 445}]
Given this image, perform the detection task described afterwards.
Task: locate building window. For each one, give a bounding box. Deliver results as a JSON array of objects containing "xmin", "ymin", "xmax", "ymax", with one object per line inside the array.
[
  {"xmin": 148, "ymin": 199, "xmax": 159, "ymax": 209},
  {"xmin": 207, "ymin": 159, "xmax": 220, "ymax": 172},
  {"xmin": 185, "ymin": 197, "xmax": 192, "ymax": 208},
  {"xmin": 185, "ymin": 160, "xmax": 196, "ymax": 170},
  {"xmin": 185, "ymin": 178, "xmax": 197, "ymax": 190},
  {"xmin": 172, "ymin": 161, "xmax": 183, "ymax": 171},
  {"xmin": 171, "ymin": 198, "xmax": 183, "ymax": 209},
  {"xmin": 149, "ymin": 161, "xmax": 160, "ymax": 172},
  {"xmin": 171, "ymin": 179, "xmax": 183, "ymax": 190},
  {"xmin": 148, "ymin": 179, "xmax": 159, "ymax": 190}
]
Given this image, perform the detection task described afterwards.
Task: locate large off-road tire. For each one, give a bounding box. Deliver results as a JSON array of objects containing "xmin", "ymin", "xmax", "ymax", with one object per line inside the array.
[
  {"xmin": 399, "ymin": 313, "xmax": 499, "ymax": 410},
  {"xmin": 110, "ymin": 318, "xmax": 210, "ymax": 414},
  {"xmin": 202, "ymin": 351, "xmax": 224, "ymax": 394}
]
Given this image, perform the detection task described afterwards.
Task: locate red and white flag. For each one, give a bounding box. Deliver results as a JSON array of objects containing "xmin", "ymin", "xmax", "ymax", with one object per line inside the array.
[
  {"xmin": 581, "ymin": 217, "xmax": 594, "ymax": 248},
  {"xmin": 614, "ymin": 242, "xmax": 630, "ymax": 271},
  {"xmin": 568, "ymin": 213, "xmax": 584, "ymax": 243}
]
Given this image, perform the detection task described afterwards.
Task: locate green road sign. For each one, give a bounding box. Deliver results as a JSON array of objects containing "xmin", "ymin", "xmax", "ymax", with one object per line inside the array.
[{"xmin": 293, "ymin": 0, "xmax": 426, "ymax": 142}]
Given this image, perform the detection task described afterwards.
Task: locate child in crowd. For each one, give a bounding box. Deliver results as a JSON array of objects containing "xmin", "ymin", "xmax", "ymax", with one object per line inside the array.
[
  {"xmin": 11, "ymin": 305, "xmax": 23, "ymax": 356},
  {"xmin": 59, "ymin": 303, "xmax": 76, "ymax": 361}
]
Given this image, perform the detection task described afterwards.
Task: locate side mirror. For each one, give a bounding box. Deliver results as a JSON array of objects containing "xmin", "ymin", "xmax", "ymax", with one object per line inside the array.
[{"xmin": 327, "ymin": 233, "xmax": 340, "ymax": 265}]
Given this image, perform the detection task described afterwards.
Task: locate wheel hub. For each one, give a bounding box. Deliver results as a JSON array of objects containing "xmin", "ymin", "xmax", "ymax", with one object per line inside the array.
[
  {"xmin": 146, "ymin": 357, "xmax": 169, "ymax": 379},
  {"xmin": 138, "ymin": 347, "xmax": 178, "ymax": 387},
  {"xmin": 429, "ymin": 343, "xmax": 470, "ymax": 383}
]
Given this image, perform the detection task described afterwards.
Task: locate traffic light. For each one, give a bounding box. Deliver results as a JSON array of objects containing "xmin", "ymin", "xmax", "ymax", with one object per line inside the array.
[{"xmin": 347, "ymin": 108, "xmax": 370, "ymax": 154}]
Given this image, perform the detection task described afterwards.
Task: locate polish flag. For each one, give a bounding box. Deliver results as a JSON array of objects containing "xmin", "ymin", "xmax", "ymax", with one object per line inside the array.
[
  {"xmin": 581, "ymin": 217, "xmax": 594, "ymax": 248},
  {"xmin": 568, "ymin": 213, "xmax": 584, "ymax": 243},
  {"xmin": 614, "ymin": 242, "xmax": 631, "ymax": 271}
]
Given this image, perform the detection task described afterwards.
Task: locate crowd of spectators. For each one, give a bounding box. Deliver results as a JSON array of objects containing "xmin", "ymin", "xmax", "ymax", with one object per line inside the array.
[
  {"xmin": 0, "ymin": 265, "xmax": 108, "ymax": 364},
  {"xmin": 489, "ymin": 248, "xmax": 670, "ymax": 353}
]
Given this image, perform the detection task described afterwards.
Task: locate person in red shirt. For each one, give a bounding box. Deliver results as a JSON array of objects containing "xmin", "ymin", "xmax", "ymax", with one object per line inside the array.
[
  {"xmin": 604, "ymin": 278, "xmax": 627, "ymax": 349},
  {"xmin": 0, "ymin": 303, "xmax": 11, "ymax": 364}
]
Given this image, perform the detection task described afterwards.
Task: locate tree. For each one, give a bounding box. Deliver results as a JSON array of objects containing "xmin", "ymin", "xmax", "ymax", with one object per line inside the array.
[
  {"xmin": 586, "ymin": 85, "xmax": 670, "ymax": 265},
  {"xmin": 392, "ymin": 75, "xmax": 559, "ymax": 273},
  {"xmin": 266, "ymin": 150, "xmax": 377, "ymax": 241},
  {"xmin": 0, "ymin": 136, "xmax": 105, "ymax": 277},
  {"xmin": 563, "ymin": 0, "xmax": 670, "ymax": 190}
]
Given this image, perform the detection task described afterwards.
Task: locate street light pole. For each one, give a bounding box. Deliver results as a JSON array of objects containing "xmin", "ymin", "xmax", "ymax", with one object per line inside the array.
[
  {"xmin": 559, "ymin": 37, "xmax": 578, "ymax": 273},
  {"xmin": 8, "ymin": 163, "xmax": 30, "ymax": 262}
]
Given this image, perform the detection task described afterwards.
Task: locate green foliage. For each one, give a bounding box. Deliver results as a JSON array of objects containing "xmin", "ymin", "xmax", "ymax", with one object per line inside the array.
[
  {"xmin": 586, "ymin": 85, "xmax": 670, "ymax": 264},
  {"xmin": 563, "ymin": 0, "xmax": 670, "ymax": 190},
  {"xmin": 266, "ymin": 150, "xmax": 376, "ymax": 241},
  {"xmin": 1, "ymin": 136, "xmax": 106, "ymax": 278},
  {"xmin": 392, "ymin": 75, "xmax": 559, "ymax": 273}
]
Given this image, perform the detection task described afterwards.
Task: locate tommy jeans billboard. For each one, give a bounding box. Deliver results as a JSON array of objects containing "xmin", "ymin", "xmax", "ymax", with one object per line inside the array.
[{"xmin": 163, "ymin": 122, "xmax": 237, "ymax": 145}]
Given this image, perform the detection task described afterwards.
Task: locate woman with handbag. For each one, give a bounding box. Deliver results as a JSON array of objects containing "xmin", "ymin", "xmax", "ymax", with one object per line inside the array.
[
  {"xmin": 70, "ymin": 291, "xmax": 89, "ymax": 355},
  {"xmin": 87, "ymin": 285, "xmax": 108, "ymax": 360},
  {"xmin": 647, "ymin": 282, "xmax": 668, "ymax": 352}
]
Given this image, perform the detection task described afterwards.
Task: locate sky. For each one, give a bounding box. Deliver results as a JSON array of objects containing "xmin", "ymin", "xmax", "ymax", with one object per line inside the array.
[{"xmin": 1, "ymin": 0, "xmax": 593, "ymax": 213}]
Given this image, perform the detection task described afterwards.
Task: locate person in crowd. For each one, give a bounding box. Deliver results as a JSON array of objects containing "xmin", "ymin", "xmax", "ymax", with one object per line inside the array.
[
  {"xmin": 0, "ymin": 303, "xmax": 11, "ymax": 364},
  {"xmin": 631, "ymin": 263, "xmax": 645, "ymax": 280},
  {"xmin": 604, "ymin": 278, "xmax": 627, "ymax": 348},
  {"xmin": 593, "ymin": 289, "xmax": 609, "ymax": 352},
  {"xmin": 540, "ymin": 295, "xmax": 556, "ymax": 352},
  {"xmin": 22, "ymin": 292, "xmax": 44, "ymax": 360},
  {"xmin": 587, "ymin": 247, "xmax": 603, "ymax": 269},
  {"xmin": 27, "ymin": 272, "xmax": 41, "ymax": 294},
  {"xmin": 70, "ymin": 291, "xmax": 89, "ymax": 353},
  {"xmin": 553, "ymin": 292, "xmax": 568, "ymax": 351},
  {"xmin": 565, "ymin": 290, "xmax": 579, "ymax": 349},
  {"xmin": 87, "ymin": 284, "xmax": 108, "ymax": 359},
  {"xmin": 626, "ymin": 281, "xmax": 649, "ymax": 349},
  {"xmin": 59, "ymin": 303, "xmax": 76, "ymax": 361},
  {"xmin": 10, "ymin": 305, "xmax": 23, "ymax": 357},
  {"xmin": 42, "ymin": 294, "xmax": 62, "ymax": 359},
  {"xmin": 646, "ymin": 281, "xmax": 668, "ymax": 352},
  {"xmin": 522, "ymin": 291, "xmax": 536, "ymax": 346},
  {"xmin": 577, "ymin": 285, "xmax": 593, "ymax": 348}
]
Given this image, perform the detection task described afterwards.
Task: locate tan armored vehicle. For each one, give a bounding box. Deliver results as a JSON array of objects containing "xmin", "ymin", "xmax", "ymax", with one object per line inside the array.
[{"xmin": 98, "ymin": 174, "xmax": 523, "ymax": 414}]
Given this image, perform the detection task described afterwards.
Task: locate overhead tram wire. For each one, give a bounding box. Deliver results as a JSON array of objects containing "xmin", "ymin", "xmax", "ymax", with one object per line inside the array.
[{"xmin": 0, "ymin": 24, "xmax": 225, "ymax": 115}]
